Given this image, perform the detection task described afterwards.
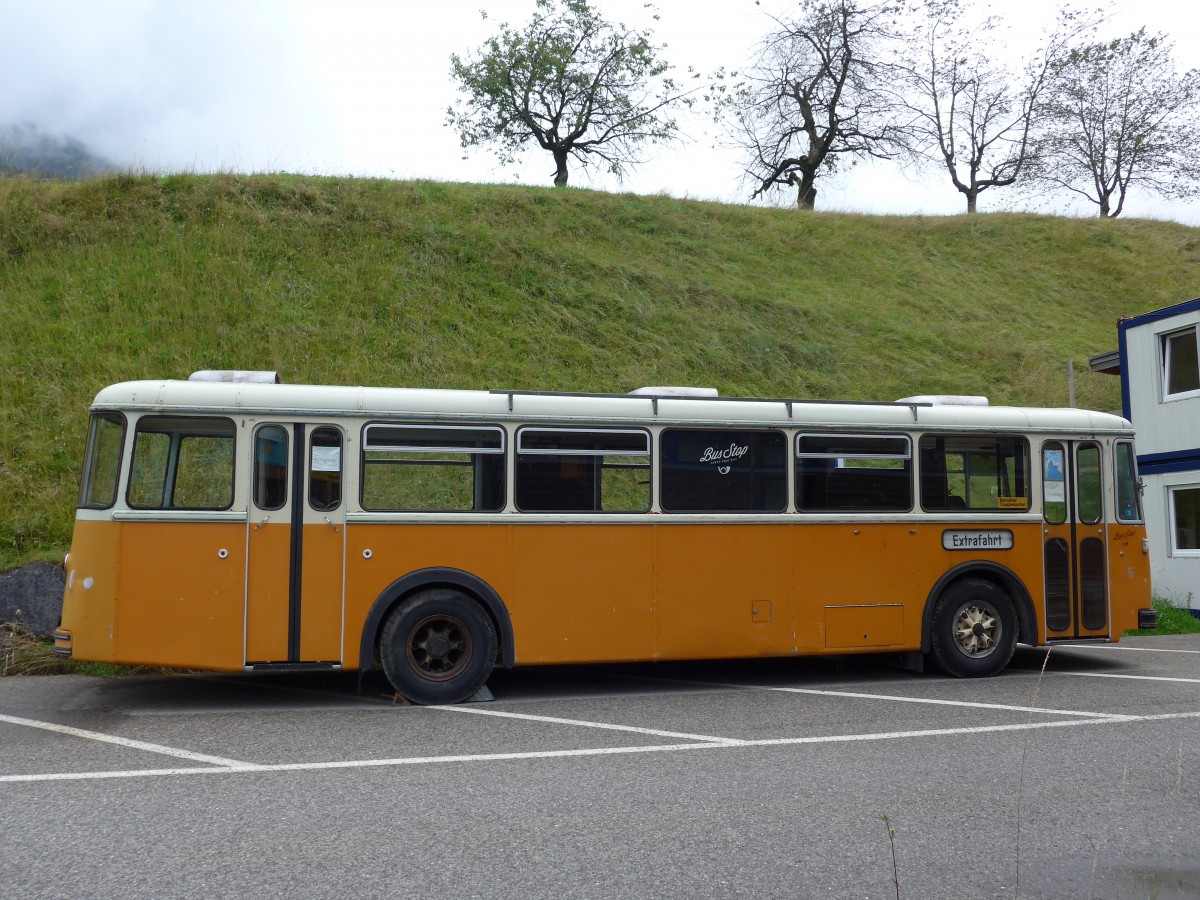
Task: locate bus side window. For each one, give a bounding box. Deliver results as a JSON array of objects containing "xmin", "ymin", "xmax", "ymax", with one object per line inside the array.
[
  {"xmin": 309, "ymin": 427, "xmax": 342, "ymax": 511},
  {"xmin": 919, "ymin": 434, "xmax": 1029, "ymax": 512},
  {"xmin": 515, "ymin": 428, "xmax": 650, "ymax": 513},
  {"xmin": 254, "ymin": 425, "xmax": 289, "ymax": 510}
]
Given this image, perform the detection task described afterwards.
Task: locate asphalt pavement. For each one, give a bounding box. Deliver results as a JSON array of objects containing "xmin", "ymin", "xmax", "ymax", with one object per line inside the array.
[{"xmin": 2, "ymin": 636, "xmax": 1199, "ymax": 899}]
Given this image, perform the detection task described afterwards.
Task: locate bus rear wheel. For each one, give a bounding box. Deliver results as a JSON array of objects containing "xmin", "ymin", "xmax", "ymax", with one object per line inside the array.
[
  {"xmin": 930, "ymin": 578, "xmax": 1017, "ymax": 678},
  {"xmin": 380, "ymin": 589, "xmax": 497, "ymax": 705}
]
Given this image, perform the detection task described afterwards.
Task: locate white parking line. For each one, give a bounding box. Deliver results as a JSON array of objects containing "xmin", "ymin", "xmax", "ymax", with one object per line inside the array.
[
  {"xmin": 1061, "ymin": 644, "xmax": 1200, "ymax": 654},
  {"xmin": 1065, "ymin": 672, "xmax": 1200, "ymax": 685},
  {"xmin": 0, "ymin": 714, "xmax": 248, "ymax": 768},
  {"xmin": 754, "ymin": 686, "xmax": 1128, "ymax": 718},
  {"xmin": 433, "ymin": 705, "xmax": 746, "ymax": 745},
  {"xmin": 8, "ymin": 711, "xmax": 1200, "ymax": 785},
  {"xmin": 611, "ymin": 674, "xmax": 1127, "ymax": 719}
]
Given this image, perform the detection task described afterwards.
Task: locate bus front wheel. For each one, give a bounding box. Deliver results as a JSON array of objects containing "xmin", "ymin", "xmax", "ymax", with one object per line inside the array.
[
  {"xmin": 930, "ymin": 578, "xmax": 1017, "ymax": 678},
  {"xmin": 380, "ymin": 589, "xmax": 497, "ymax": 705}
]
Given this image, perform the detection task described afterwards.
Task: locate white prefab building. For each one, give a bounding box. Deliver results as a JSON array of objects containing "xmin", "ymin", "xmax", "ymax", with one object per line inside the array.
[{"xmin": 1098, "ymin": 298, "xmax": 1200, "ymax": 606}]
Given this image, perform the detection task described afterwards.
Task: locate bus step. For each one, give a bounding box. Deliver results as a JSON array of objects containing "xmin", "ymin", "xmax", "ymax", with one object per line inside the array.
[{"xmin": 247, "ymin": 662, "xmax": 341, "ymax": 672}]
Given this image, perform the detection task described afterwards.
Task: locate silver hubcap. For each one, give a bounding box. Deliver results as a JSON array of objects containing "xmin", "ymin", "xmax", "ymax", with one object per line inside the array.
[{"xmin": 953, "ymin": 602, "xmax": 1000, "ymax": 658}]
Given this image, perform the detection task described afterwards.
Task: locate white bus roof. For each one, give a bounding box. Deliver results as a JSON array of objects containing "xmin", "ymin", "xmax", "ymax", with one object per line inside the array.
[{"xmin": 89, "ymin": 379, "xmax": 1134, "ymax": 434}]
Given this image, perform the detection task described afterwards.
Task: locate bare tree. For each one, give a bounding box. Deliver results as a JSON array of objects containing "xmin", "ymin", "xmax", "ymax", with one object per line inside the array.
[
  {"xmin": 716, "ymin": 0, "xmax": 903, "ymax": 210},
  {"xmin": 890, "ymin": 1, "xmax": 1085, "ymax": 213},
  {"xmin": 447, "ymin": 0, "xmax": 690, "ymax": 188},
  {"xmin": 1034, "ymin": 29, "xmax": 1200, "ymax": 217}
]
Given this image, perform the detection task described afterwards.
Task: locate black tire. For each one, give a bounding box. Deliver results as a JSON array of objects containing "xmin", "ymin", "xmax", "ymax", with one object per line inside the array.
[
  {"xmin": 929, "ymin": 578, "xmax": 1017, "ymax": 678},
  {"xmin": 379, "ymin": 589, "xmax": 497, "ymax": 705}
]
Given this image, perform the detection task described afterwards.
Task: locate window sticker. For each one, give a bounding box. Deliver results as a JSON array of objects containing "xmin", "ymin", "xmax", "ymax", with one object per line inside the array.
[
  {"xmin": 312, "ymin": 445, "xmax": 341, "ymax": 473},
  {"xmin": 699, "ymin": 442, "xmax": 748, "ymax": 474},
  {"xmin": 1043, "ymin": 448, "xmax": 1065, "ymax": 503}
]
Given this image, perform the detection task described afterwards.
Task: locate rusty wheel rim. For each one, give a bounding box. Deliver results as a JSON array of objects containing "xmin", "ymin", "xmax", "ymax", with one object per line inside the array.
[{"xmin": 405, "ymin": 613, "xmax": 473, "ymax": 682}]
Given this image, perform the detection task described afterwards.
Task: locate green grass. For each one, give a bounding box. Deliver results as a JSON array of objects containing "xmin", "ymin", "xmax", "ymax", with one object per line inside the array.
[
  {"xmin": 0, "ymin": 623, "xmax": 152, "ymax": 676},
  {"xmin": 1125, "ymin": 598, "xmax": 1200, "ymax": 636},
  {"xmin": 2, "ymin": 172, "xmax": 1199, "ymax": 570}
]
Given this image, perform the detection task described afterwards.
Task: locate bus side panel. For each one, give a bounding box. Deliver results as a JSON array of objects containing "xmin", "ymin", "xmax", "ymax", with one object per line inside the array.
[
  {"xmin": 918, "ymin": 521, "xmax": 1045, "ymax": 640},
  {"xmin": 116, "ymin": 522, "xmax": 245, "ymax": 670},
  {"xmin": 655, "ymin": 524, "xmax": 794, "ymax": 660},
  {"xmin": 1107, "ymin": 523, "xmax": 1151, "ymax": 636},
  {"xmin": 795, "ymin": 524, "xmax": 923, "ymax": 652},
  {"xmin": 510, "ymin": 524, "xmax": 654, "ymax": 664},
  {"xmin": 300, "ymin": 523, "xmax": 344, "ymax": 662},
  {"xmin": 343, "ymin": 523, "xmax": 514, "ymax": 668},
  {"xmin": 59, "ymin": 519, "xmax": 120, "ymax": 663}
]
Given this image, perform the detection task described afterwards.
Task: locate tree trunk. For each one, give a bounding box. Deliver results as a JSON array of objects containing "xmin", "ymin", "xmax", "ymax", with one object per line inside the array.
[
  {"xmin": 794, "ymin": 170, "xmax": 817, "ymax": 210},
  {"xmin": 552, "ymin": 150, "xmax": 569, "ymax": 187},
  {"xmin": 965, "ymin": 192, "xmax": 978, "ymax": 214}
]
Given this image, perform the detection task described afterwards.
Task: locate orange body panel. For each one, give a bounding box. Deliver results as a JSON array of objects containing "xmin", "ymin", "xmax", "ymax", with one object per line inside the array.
[
  {"xmin": 58, "ymin": 520, "xmax": 120, "ymax": 662},
  {"xmin": 655, "ymin": 525, "xmax": 793, "ymax": 660},
  {"xmin": 1107, "ymin": 523, "xmax": 1151, "ymax": 636},
  {"xmin": 300, "ymin": 523, "xmax": 344, "ymax": 662},
  {"xmin": 511, "ymin": 525, "xmax": 655, "ymax": 663},
  {"xmin": 246, "ymin": 520, "xmax": 290, "ymax": 662},
  {"xmin": 115, "ymin": 521, "xmax": 245, "ymax": 669},
  {"xmin": 62, "ymin": 517, "xmax": 1152, "ymax": 672},
  {"xmin": 799, "ymin": 525, "xmax": 924, "ymax": 651}
]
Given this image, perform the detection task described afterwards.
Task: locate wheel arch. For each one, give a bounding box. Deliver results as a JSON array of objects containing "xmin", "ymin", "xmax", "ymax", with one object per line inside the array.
[
  {"xmin": 357, "ymin": 567, "xmax": 515, "ymax": 672},
  {"xmin": 920, "ymin": 561, "xmax": 1037, "ymax": 652}
]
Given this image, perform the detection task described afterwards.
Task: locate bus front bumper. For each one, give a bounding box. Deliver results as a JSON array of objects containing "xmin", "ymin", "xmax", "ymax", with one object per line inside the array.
[{"xmin": 1138, "ymin": 608, "xmax": 1159, "ymax": 631}]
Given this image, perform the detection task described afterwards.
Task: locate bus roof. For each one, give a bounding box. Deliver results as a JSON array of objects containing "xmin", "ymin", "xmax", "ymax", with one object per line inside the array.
[{"xmin": 89, "ymin": 380, "xmax": 1133, "ymax": 434}]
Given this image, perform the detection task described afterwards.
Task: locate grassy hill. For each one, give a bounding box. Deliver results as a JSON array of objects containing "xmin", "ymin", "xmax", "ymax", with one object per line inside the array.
[{"xmin": 2, "ymin": 172, "xmax": 1198, "ymax": 570}]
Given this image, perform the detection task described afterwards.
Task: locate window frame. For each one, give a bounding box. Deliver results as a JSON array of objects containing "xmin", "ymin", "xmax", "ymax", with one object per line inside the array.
[
  {"xmin": 125, "ymin": 415, "xmax": 237, "ymax": 512},
  {"xmin": 1168, "ymin": 483, "xmax": 1200, "ymax": 558},
  {"xmin": 1161, "ymin": 325, "xmax": 1200, "ymax": 401},
  {"xmin": 794, "ymin": 432, "xmax": 914, "ymax": 513},
  {"xmin": 77, "ymin": 411, "xmax": 127, "ymax": 510},
  {"xmin": 1113, "ymin": 440, "xmax": 1143, "ymax": 525},
  {"xmin": 514, "ymin": 426, "xmax": 651, "ymax": 514},
  {"xmin": 659, "ymin": 427, "xmax": 788, "ymax": 514},
  {"xmin": 359, "ymin": 422, "xmax": 506, "ymax": 513},
  {"xmin": 918, "ymin": 433, "xmax": 1031, "ymax": 514}
]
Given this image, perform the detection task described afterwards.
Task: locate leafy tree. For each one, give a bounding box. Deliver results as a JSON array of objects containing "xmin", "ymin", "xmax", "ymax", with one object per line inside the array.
[
  {"xmin": 717, "ymin": 0, "xmax": 902, "ymax": 210},
  {"xmin": 1034, "ymin": 29, "xmax": 1200, "ymax": 218},
  {"xmin": 889, "ymin": 1, "xmax": 1085, "ymax": 213},
  {"xmin": 447, "ymin": 0, "xmax": 689, "ymax": 188}
]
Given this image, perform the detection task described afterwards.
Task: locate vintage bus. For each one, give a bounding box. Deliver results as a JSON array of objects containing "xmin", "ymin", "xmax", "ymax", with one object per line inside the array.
[{"xmin": 55, "ymin": 372, "xmax": 1156, "ymax": 704}]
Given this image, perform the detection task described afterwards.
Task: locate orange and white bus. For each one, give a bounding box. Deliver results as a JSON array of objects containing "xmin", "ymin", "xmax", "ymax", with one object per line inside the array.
[{"xmin": 56, "ymin": 372, "xmax": 1155, "ymax": 703}]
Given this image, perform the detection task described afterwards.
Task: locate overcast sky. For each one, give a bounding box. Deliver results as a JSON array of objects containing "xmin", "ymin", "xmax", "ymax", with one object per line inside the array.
[{"xmin": 3, "ymin": 0, "xmax": 1199, "ymax": 223}]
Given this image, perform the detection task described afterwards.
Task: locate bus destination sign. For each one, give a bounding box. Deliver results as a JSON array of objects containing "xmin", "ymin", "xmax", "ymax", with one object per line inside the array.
[{"xmin": 942, "ymin": 530, "xmax": 1014, "ymax": 551}]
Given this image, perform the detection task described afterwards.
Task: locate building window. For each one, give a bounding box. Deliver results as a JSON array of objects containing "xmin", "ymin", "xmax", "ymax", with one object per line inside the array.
[
  {"xmin": 1163, "ymin": 326, "xmax": 1200, "ymax": 398},
  {"xmin": 796, "ymin": 434, "xmax": 912, "ymax": 512},
  {"xmin": 1170, "ymin": 485, "xmax": 1200, "ymax": 555},
  {"xmin": 660, "ymin": 429, "xmax": 786, "ymax": 512}
]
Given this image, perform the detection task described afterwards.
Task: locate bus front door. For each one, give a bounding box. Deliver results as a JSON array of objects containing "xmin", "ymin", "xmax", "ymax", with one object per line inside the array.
[
  {"xmin": 1042, "ymin": 441, "xmax": 1109, "ymax": 640},
  {"xmin": 245, "ymin": 423, "xmax": 345, "ymax": 665}
]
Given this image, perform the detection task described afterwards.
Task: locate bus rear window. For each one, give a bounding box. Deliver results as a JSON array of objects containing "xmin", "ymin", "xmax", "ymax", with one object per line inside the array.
[
  {"xmin": 77, "ymin": 412, "xmax": 126, "ymax": 509},
  {"xmin": 127, "ymin": 416, "xmax": 236, "ymax": 510},
  {"xmin": 919, "ymin": 435, "xmax": 1029, "ymax": 512}
]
